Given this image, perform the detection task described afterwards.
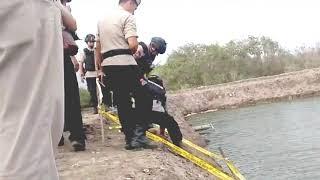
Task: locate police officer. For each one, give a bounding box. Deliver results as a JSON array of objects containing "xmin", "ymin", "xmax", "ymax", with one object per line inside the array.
[
  {"xmin": 134, "ymin": 37, "xmax": 167, "ymax": 75},
  {"xmin": 79, "ymin": 34, "xmax": 99, "ymax": 114},
  {"xmin": 133, "ymin": 37, "xmax": 183, "ymax": 146},
  {"xmin": 96, "ymin": 0, "xmax": 156, "ymax": 150},
  {"xmin": 59, "ymin": 0, "xmax": 86, "ymax": 151}
]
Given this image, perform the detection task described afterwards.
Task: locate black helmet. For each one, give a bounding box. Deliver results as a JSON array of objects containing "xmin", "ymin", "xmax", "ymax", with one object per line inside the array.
[
  {"xmin": 151, "ymin": 37, "xmax": 167, "ymax": 54},
  {"xmin": 85, "ymin": 34, "xmax": 95, "ymax": 43}
]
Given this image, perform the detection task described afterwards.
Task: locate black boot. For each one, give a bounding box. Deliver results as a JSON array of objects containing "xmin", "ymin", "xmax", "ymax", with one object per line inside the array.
[
  {"xmin": 70, "ymin": 139, "xmax": 86, "ymax": 152},
  {"xmin": 131, "ymin": 126, "xmax": 157, "ymax": 150},
  {"xmin": 124, "ymin": 134, "xmax": 142, "ymax": 150}
]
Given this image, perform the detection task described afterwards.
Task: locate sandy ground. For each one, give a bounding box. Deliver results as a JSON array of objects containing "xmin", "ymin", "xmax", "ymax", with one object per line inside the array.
[{"xmin": 56, "ymin": 109, "xmax": 213, "ymax": 180}]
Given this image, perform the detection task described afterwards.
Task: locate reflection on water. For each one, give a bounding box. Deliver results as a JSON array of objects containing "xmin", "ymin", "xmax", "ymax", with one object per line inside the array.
[{"xmin": 188, "ymin": 97, "xmax": 320, "ymax": 180}]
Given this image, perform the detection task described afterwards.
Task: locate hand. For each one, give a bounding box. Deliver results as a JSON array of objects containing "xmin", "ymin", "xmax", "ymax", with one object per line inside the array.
[
  {"xmin": 73, "ymin": 62, "xmax": 79, "ymax": 72},
  {"xmin": 133, "ymin": 45, "xmax": 144, "ymax": 59},
  {"xmin": 80, "ymin": 73, "xmax": 85, "ymax": 82},
  {"xmin": 70, "ymin": 56, "xmax": 79, "ymax": 72},
  {"xmin": 72, "ymin": 58, "xmax": 80, "ymax": 72},
  {"xmin": 97, "ymin": 70, "xmax": 105, "ymax": 83},
  {"xmin": 133, "ymin": 52, "xmax": 140, "ymax": 59}
]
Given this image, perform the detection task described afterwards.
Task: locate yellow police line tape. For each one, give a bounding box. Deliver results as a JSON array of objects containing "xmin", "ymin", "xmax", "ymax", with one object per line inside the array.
[
  {"xmin": 100, "ymin": 110, "xmax": 244, "ymax": 179},
  {"xmin": 108, "ymin": 125, "xmax": 122, "ymax": 130},
  {"xmin": 99, "ymin": 110, "xmax": 244, "ymax": 180},
  {"xmin": 182, "ymin": 140, "xmax": 245, "ymax": 180},
  {"xmin": 152, "ymin": 125, "xmax": 246, "ymax": 180}
]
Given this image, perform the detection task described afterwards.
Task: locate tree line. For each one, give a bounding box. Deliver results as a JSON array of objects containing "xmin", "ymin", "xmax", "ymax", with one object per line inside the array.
[{"xmin": 153, "ymin": 36, "xmax": 320, "ymax": 91}]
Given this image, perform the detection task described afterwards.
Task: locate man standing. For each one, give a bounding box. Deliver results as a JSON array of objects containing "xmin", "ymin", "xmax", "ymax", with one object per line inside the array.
[
  {"xmin": 79, "ymin": 34, "xmax": 99, "ymax": 114},
  {"xmin": 96, "ymin": 0, "xmax": 155, "ymax": 150},
  {"xmin": 0, "ymin": 0, "xmax": 72, "ymax": 179},
  {"xmin": 59, "ymin": 0, "xmax": 86, "ymax": 151}
]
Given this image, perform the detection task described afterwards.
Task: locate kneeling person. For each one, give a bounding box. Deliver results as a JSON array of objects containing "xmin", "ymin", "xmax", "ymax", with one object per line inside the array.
[
  {"xmin": 134, "ymin": 37, "xmax": 167, "ymax": 75},
  {"xmin": 144, "ymin": 75, "xmax": 183, "ymax": 146},
  {"xmin": 134, "ymin": 37, "xmax": 183, "ymax": 146}
]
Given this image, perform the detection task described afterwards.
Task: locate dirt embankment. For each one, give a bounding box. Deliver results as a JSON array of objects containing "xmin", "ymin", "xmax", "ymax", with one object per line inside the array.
[
  {"xmin": 57, "ymin": 109, "xmax": 212, "ymax": 180},
  {"xmin": 166, "ymin": 68, "xmax": 320, "ymax": 145},
  {"xmin": 57, "ymin": 68, "xmax": 320, "ymax": 179}
]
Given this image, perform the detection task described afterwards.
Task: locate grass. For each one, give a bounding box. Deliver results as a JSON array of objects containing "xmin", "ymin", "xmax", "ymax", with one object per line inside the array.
[{"xmin": 79, "ymin": 88, "xmax": 91, "ymax": 108}]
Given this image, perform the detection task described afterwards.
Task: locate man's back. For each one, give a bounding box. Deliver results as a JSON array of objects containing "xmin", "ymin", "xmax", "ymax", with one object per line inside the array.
[{"xmin": 97, "ymin": 7, "xmax": 137, "ymax": 66}]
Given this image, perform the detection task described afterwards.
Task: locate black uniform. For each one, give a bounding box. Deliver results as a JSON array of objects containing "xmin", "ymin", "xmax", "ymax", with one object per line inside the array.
[
  {"xmin": 144, "ymin": 76, "xmax": 183, "ymax": 145},
  {"xmin": 135, "ymin": 42, "xmax": 183, "ymax": 146},
  {"xmin": 63, "ymin": 55, "xmax": 86, "ymax": 144},
  {"xmin": 136, "ymin": 42, "xmax": 155, "ymax": 75},
  {"xmin": 103, "ymin": 65, "xmax": 150, "ymax": 146},
  {"xmin": 83, "ymin": 48, "xmax": 98, "ymax": 108}
]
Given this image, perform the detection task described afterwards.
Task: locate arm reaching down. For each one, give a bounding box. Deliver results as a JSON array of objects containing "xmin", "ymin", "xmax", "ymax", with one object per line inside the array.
[
  {"xmin": 54, "ymin": 0, "xmax": 77, "ymax": 31},
  {"xmin": 127, "ymin": 36, "xmax": 138, "ymax": 54}
]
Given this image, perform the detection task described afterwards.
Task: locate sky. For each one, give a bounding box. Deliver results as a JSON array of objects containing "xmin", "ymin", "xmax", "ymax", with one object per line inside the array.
[{"xmin": 70, "ymin": 0, "xmax": 320, "ymax": 64}]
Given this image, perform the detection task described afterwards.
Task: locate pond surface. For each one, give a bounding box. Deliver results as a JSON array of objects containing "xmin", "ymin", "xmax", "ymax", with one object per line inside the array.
[{"xmin": 188, "ymin": 97, "xmax": 320, "ymax": 180}]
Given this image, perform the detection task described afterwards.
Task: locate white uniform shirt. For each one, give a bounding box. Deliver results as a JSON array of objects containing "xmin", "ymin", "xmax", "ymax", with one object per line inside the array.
[{"xmin": 97, "ymin": 6, "xmax": 138, "ymax": 66}]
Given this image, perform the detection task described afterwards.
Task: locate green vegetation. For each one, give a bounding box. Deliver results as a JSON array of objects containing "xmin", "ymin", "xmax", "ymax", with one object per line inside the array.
[
  {"xmin": 79, "ymin": 88, "xmax": 91, "ymax": 108},
  {"xmin": 153, "ymin": 36, "xmax": 320, "ymax": 91}
]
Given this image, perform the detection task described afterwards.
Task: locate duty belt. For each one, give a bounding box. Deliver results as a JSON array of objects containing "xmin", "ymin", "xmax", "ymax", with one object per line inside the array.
[{"xmin": 102, "ymin": 49, "xmax": 132, "ymax": 59}]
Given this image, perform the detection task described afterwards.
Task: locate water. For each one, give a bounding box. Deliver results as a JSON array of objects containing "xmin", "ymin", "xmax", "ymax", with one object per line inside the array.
[{"xmin": 188, "ymin": 97, "xmax": 320, "ymax": 180}]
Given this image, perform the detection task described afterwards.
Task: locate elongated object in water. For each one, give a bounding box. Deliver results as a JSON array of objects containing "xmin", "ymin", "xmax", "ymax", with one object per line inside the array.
[{"xmin": 193, "ymin": 123, "xmax": 214, "ymax": 131}]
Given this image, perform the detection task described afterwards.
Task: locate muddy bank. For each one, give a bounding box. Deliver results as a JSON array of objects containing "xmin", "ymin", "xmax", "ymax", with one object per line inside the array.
[
  {"xmin": 57, "ymin": 68, "xmax": 320, "ymax": 179},
  {"xmin": 57, "ymin": 109, "xmax": 212, "ymax": 180},
  {"xmin": 166, "ymin": 68, "xmax": 320, "ymax": 144}
]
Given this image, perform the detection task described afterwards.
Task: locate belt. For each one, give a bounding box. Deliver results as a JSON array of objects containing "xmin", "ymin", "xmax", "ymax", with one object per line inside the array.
[{"xmin": 102, "ymin": 49, "xmax": 132, "ymax": 59}]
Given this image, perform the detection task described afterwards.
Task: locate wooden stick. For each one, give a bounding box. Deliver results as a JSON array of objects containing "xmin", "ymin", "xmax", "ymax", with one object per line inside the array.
[
  {"xmin": 219, "ymin": 147, "xmax": 238, "ymax": 180},
  {"xmin": 100, "ymin": 114, "xmax": 105, "ymax": 144}
]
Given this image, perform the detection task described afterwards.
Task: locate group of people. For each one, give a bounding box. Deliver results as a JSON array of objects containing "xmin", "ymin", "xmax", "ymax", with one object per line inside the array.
[
  {"xmin": 94, "ymin": 0, "xmax": 183, "ymax": 150},
  {"xmin": 0, "ymin": 0, "xmax": 182, "ymax": 179},
  {"xmin": 75, "ymin": 0, "xmax": 183, "ymax": 150}
]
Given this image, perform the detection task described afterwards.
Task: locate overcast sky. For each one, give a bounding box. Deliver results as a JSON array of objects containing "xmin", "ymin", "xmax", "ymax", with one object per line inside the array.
[{"xmin": 70, "ymin": 0, "xmax": 320, "ymax": 64}]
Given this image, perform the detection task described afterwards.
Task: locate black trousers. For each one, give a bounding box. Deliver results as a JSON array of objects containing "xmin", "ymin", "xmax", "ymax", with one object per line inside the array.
[
  {"xmin": 103, "ymin": 65, "xmax": 149, "ymax": 144},
  {"xmin": 149, "ymin": 111, "xmax": 183, "ymax": 145},
  {"xmin": 86, "ymin": 77, "xmax": 98, "ymax": 107},
  {"xmin": 101, "ymin": 77, "xmax": 113, "ymax": 107},
  {"xmin": 64, "ymin": 56, "xmax": 86, "ymax": 141}
]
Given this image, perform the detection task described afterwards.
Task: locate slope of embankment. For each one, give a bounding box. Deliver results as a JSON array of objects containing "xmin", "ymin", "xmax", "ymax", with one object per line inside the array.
[
  {"xmin": 167, "ymin": 68, "xmax": 320, "ymax": 145},
  {"xmin": 57, "ymin": 68, "xmax": 320, "ymax": 179}
]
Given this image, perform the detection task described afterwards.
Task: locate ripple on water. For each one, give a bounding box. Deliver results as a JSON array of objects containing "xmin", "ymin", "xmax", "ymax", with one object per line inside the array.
[{"xmin": 189, "ymin": 97, "xmax": 320, "ymax": 180}]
